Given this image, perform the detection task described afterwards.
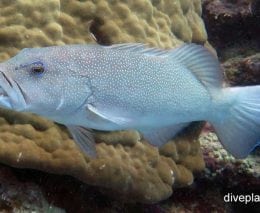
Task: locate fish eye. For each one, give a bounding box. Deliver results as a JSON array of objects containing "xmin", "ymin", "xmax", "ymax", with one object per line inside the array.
[
  {"xmin": 31, "ymin": 66, "xmax": 44, "ymax": 74},
  {"xmin": 30, "ymin": 61, "xmax": 45, "ymax": 76}
]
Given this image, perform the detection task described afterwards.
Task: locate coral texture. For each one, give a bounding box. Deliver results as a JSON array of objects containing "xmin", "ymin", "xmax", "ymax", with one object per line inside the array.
[
  {"xmin": 0, "ymin": 0, "xmax": 207, "ymax": 61},
  {"xmin": 0, "ymin": 108, "xmax": 205, "ymax": 203},
  {"xmin": 0, "ymin": 0, "xmax": 207, "ymax": 203}
]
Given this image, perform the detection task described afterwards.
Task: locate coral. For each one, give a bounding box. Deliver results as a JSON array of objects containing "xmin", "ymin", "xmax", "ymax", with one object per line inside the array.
[
  {"xmin": 0, "ymin": 163, "xmax": 172, "ymax": 213},
  {"xmin": 194, "ymin": 127, "xmax": 260, "ymax": 213},
  {"xmin": 0, "ymin": 0, "xmax": 208, "ymax": 203},
  {"xmin": 155, "ymin": 124, "xmax": 259, "ymax": 213},
  {"xmin": 3, "ymin": 160, "xmax": 259, "ymax": 213},
  {"xmin": 0, "ymin": 0, "xmax": 207, "ymax": 61},
  {"xmin": 200, "ymin": 127, "xmax": 260, "ymax": 179},
  {"xmin": 0, "ymin": 108, "xmax": 205, "ymax": 203}
]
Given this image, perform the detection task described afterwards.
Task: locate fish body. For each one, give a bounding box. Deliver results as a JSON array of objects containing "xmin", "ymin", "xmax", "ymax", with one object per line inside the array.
[{"xmin": 0, "ymin": 43, "xmax": 259, "ymax": 158}]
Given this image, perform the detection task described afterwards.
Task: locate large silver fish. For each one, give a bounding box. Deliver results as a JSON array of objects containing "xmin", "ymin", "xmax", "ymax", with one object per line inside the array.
[{"xmin": 0, "ymin": 43, "xmax": 259, "ymax": 158}]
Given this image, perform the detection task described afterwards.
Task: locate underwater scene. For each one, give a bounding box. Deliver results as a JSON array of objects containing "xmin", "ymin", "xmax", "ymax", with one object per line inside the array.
[{"xmin": 0, "ymin": 0, "xmax": 259, "ymax": 212}]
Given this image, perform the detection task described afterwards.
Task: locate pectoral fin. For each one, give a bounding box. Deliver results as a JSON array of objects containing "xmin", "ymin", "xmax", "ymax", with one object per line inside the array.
[
  {"xmin": 67, "ymin": 125, "xmax": 96, "ymax": 157},
  {"xmin": 140, "ymin": 123, "xmax": 189, "ymax": 146},
  {"xmin": 87, "ymin": 103, "xmax": 132, "ymax": 125}
]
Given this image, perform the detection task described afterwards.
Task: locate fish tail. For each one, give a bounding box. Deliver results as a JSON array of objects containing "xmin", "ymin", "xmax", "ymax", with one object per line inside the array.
[{"xmin": 211, "ymin": 86, "xmax": 260, "ymax": 158}]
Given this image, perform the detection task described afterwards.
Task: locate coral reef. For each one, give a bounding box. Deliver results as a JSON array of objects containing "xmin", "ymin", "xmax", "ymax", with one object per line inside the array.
[
  {"xmin": 0, "ymin": 110, "xmax": 205, "ymax": 204},
  {"xmin": 0, "ymin": 0, "xmax": 207, "ymax": 61},
  {"xmin": 155, "ymin": 124, "xmax": 260, "ymax": 212},
  {"xmin": 200, "ymin": 128, "xmax": 260, "ymax": 179},
  {"xmin": 197, "ymin": 128, "xmax": 260, "ymax": 213},
  {"xmin": 0, "ymin": 163, "xmax": 156, "ymax": 213},
  {"xmin": 1, "ymin": 131, "xmax": 258, "ymax": 213},
  {"xmin": 199, "ymin": 4, "xmax": 260, "ymax": 211}
]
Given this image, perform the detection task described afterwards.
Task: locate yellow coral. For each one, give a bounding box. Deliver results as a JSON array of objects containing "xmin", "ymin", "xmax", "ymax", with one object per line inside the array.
[{"xmin": 0, "ymin": 0, "xmax": 207, "ymax": 61}]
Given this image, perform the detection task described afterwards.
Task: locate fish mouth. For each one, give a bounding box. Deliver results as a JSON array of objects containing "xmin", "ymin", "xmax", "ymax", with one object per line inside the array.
[{"xmin": 0, "ymin": 70, "xmax": 27, "ymax": 110}]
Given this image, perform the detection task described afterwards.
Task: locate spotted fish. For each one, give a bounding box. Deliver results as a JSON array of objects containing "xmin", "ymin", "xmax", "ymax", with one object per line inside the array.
[{"xmin": 0, "ymin": 43, "xmax": 259, "ymax": 158}]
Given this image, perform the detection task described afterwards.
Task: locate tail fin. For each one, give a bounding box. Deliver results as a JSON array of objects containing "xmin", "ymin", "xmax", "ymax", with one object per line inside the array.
[{"xmin": 212, "ymin": 86, "xmax": 260, "ymax": 158}]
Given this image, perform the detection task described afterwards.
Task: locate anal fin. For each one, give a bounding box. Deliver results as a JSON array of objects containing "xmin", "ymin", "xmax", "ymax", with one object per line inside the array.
[
  {"xmin": 67, "ymin": 125, "xmax": 96, "ymax": 157},
  {"xmin": 140, "ymin": 123, "xmax": 189, "ymax": 147}
]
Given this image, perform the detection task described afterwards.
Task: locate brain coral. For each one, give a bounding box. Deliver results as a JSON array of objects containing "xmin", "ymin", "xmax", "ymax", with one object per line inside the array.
[{"xmin": 0, "ymin": 0, "xmax": 207, "ymax": 203}]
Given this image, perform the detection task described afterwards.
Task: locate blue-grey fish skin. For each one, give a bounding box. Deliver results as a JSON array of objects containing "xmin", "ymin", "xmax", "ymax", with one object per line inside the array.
[
  {"xmin": 75, "ymin": 45, "xmax": 211, "ymax": 129},
  {"xmin": 0, "ymin": 43, "xmax": 259, "ymax": 158},
  {"xmin": 3, "ymin": 44, "xmax": 210, "ymax": 128}
]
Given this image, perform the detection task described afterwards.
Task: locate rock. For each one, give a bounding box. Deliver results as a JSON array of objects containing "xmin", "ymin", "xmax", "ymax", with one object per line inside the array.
[
  {"xmin": 202, "ymin": 0, "xmax": 260, "ymax": 50},
  {"xmin": 223, "ymin": 53, "xmax": 260, "ymax": 86}
]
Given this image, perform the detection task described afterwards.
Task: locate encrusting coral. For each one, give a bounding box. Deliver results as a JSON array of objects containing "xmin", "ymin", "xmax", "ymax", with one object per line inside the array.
[
  {"xmin": 0, "ymin": 0, "xmax": 207, "ymax": 60},
  {"xmin": 0, "ymin": 0, "xmax": 207, "ymax": 203},
  {"xmin": 0, "ymin": 108, "xmax": 205, "ymax": 203}
]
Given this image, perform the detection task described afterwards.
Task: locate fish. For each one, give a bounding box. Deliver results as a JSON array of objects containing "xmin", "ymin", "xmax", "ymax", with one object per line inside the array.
[{"xmin": 0, "ymin": 43, "xmax": 259, "ymax": 158}]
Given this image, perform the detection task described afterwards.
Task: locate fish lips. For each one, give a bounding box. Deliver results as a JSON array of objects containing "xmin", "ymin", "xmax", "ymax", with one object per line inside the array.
[{"xmin": 0, "ymin": 70, "xmax": 27, "ymax": 111}]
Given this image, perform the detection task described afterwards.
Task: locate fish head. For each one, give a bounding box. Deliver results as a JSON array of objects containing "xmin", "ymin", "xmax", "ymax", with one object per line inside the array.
[{"xmin": 0, "ymin": 46, "xmax": 93, "ymax": 119}]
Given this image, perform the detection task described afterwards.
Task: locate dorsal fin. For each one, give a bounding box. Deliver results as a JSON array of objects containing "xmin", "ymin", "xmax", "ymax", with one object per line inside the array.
[
  {"xmin": 169, "ymin": 44, "xmax": 223, "ymax": 89},
  {"xmin": 105, "ymin": 43, "xmax": 223, "ymax": 89},
  {"xmin": 104, "ymin": 43, "xmax": 170, "ymax": 57}
]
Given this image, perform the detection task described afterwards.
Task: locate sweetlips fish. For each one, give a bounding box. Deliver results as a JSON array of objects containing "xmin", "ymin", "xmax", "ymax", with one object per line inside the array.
[{"xmin": 0, "ymin": 43, "xmax": 259, "ymax": 158}]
